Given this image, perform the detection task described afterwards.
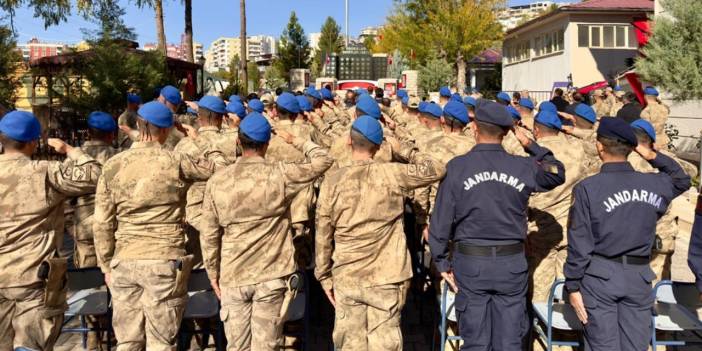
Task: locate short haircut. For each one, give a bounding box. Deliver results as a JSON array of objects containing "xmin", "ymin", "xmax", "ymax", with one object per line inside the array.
[
  {"xmin": 534, "ymin": 121, "xmax": 559, "ymax": 135},
  {"xmin": 374, "ymin": 87, "xmax": 384, "ymax": 98},
  {"xmin": 276, "ymin": 105, "xmax": 294, "ymax": 120},
  {"xmin": 88, "ymin": 128, "xmax": 114, "ymax": 141},
  {"xmin": 350, "ymin": 129, "xmax": 378, "ymax": 152},
  {"xmin": 475, "ymin": 121, "xmax": 508, "ymax": 138},
  {"xmin": 625, "ymin": 92, "xmax": 638, "ymax": 103},
  {"xmin": 572, "ymin": 92, "xmax": 583, "ymax": 102},
  {"xmin": 633, "ymin": 128, "xmax": 653, "ymax": 146},
  {"xmin": 575, "ymin": 116, "xmax": 594, "ymax": 129},
  {"xmin": 324, "ymin": 84, "xmax": 332, "ymax": 90},
  {"xmin": 355, "ymin": 106, "xmax": 371, "ymax": 117},
  {"xmin": 597, "ymin": 135, "xmax": 633, "ymax": 157},
  {"xmin": 137, "ymin": 117, "xmax": 163, "ymax": 137},
  {"xmin": 366, "ymin": 86, "xmax": 374, "ymax": 95},
  {"xmin": 0, "ymin": 133, "xmax": 29, "ymax": 151},
  {"xmin": 554, "ymin": 88, "xmax": 563, "ymax": 96},
  {"xmin": 443, "ymin": 115, "xmax": 467, "ymax": 130},
  {"xmin": 512, "ymin": 92, "xmax": 521, "ymax": 100},
  {"xmin": 238, "ymin": 130, "xmax": 267, "ymax": 151},
  {"xmin": 246, "ymin": 93, "xmax": 259, "ymax": 101},
  {"xmin": 275, "ymin": 87, "xmax": 283, "ymax": 96},
  {"xmin": 198, "ymin": 108, "xmax": 222, "ymax": 122}
]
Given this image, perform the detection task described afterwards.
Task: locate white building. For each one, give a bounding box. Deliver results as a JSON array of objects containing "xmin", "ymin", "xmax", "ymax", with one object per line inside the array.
[
  {"xmin": 502, "ymin": 0, "xmax": 653, "ymax": 93},
  {"xmin": 497, "ymin": 1, "xmax": 566, "ymax": 31},
  {"xmin": 204, "ymin": 36, "xmax": 277, "ymax": 72}
]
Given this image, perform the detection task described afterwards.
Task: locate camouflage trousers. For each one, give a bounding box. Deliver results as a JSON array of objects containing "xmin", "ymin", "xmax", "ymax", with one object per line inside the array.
[
  {"xmin": 333, "ymin": 280, "xmax": 410, "ymax": 351},
  {"xmin": 651, "ymin": 253, "xmax": 671, "ymax": 285},
  {"xmin": 0, "ymin": 285, "xmax": 63, "ymax": 351},
  {"xmin": 74, "ymin": 237, "xmax": 98, "ymax": 268},
  {"xmin": 528, "ymin": 247, "xmax": 567, "ymax": 303},
  {"xmin": 109, "ymin": 259, "xmax": 187, "ymax": 351},
  {"xmin": 220, "ymin": 278, "xmax": 288, "ymax": 351}
]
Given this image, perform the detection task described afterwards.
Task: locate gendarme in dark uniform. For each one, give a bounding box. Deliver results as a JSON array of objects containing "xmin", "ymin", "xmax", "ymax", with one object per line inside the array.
[
  {"xmin": 564, "ymin": 117, "xmax": 690, "ymax": 351},
  {"xmin": 429, "ymin": 100, "xmax": 565, "ymax": 350}
]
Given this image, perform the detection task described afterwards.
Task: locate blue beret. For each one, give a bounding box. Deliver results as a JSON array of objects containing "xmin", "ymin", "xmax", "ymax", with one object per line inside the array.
[
  {"xmin": 443, "ymin": 100, "xmax": 469, "ymax": 124},
  {"xmin": 475, "ymin": 100, "xmax": 513, "ymax": 127},
  {"xmin": 401, "ymin": 95, "xmax": 409, "ymax": 106},
  {"xmin": 597, "ymin": 117, "xmax": 638, "ymax": 146},
  {"xmin": 539, "ymin": 101, "xmax": 557, "ymax": 113},
  {"xmin": 575, "ymin": 104, "xmax": 597, "ymax": 123},
  {"xmin": 198, "ymin": 95, "xmax": 226, "ymax": 114},
  {"xmin": 614, "ymin": 85, "xmax": 622, "ymax": 92},
  {"xmin": 496, "ymin": 92, "xmax": 511, "ymax": 103},
  {"xmin": 160, "ymin": 85, "xmax": 182, "ymax": 105},
  {"xmin": 0, "ymin": 111, "xmax": 41, "ymax": 142},
  {"xmin": 518, "ymin": 98, "xmax": 534, "ymax": 110},
  {"xmin": 643, "ymin": 86, "xmax": 659, "ymax": 96},
  {"xmin": 87, "ymin": 111, "xmax": 117, "ymax": 132},
  {"xmin": 127, "ymin": 93, "xmax": 141, "ymax": 104},
  {"xmin": 186, "ymin": 107, "xmax": 197, "ymax": 115},
  {"xmin": 239, "ymin": 112, "xmax": 271, "ymax": 143},
  {"xmin": 321, "ymin": 88, "xmax": 334, "ymax": 101},
  {"xmin": 356, "ymin": 95, "xmax": 381, "ymax": 119},
  {"xmin": 355, "ymin": 88, "xmax": 367, "ymax": 96},
  {"xmin": 506, "ymin": 105, "xmax": 521, "ymax": 120},
  {"xmin": 277, "ymin": 92, "xmax": 301, "ymax": 114},
  {"xmin": 138, "ymin": 101, "xmax": 173, "ymax": 128},
  {"xmin": 439, "ymin": 86, "xmax": 451, "ymax": 97},
  {"xmin": 296, "ymin": 95, "xmax": 313, "ymax": 112},
  {"xmin": 463, "ymin": 96, "xmax": 477, "ymax": 107},
  {"xmin": 535, "ymin": 110, "xmax": 562, "ymax": 130},
  {"xmin": 423, "ymin": 102, "xmax": 443, "ymax": 119},
  {"xmin": 305, "ymin": 88, "xmax": 322, "ymax": 101},
  {"xmin": 226, "ymin": 101, "xmax": 246, "ymax": 119},
  {"xmin": 352, "ymin": 115, "xmax": 383, "ymax": 145},
  {"xmin": 229, "ymin": 95, "xmax": 242, "ymax": 103},
  {"xmin": 248, "ymin": 99, "xmax": 264, "ymax": 113},
  {"xmin": 418, "ymin": 101, "xmax": 429, "ymax": 113},
  {"xmin": 631, "ymin": 119, "xmax": 656, "ymax": 142},
  {"xmin": 397, "ymin": 89, "xmax": 408, "ymax": 99},
  {"xmin": 450, "ymin": 93, "xmax": 463, "ymax": 103}
]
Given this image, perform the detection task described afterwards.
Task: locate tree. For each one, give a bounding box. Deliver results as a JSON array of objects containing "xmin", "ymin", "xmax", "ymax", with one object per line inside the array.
[
  {"xmin": 636, "ymin": 0, "xmax": 702, "ymax": 100},
  {"xmin": 418, "ymin": 51, "xmax": 455, "ymax": 96},
  {"xmin": 0, "ymin": 0, "xmax": 76, "ymax": 30},
  {"xmin": 132, "ymin": 0, "xmax": 167, "ymax": 55},
  {"xmin": 387, "ymin": 49, "xmax": 409, "ymax": 81},
  {"xmin": 316, "ymin": 16, "xmax": 344, "ymax": 76},
  {"xmin": 220, "ymin": 54, "xmax": 242, "ymax": 98},
  {"xmin": 362, "ymin": 35, "xmax": 375, "ymax": 52},
  {"xmin": 81, "ymin": 0, "xmax": 136, "ymax": 41},
  {"xmin": 239, "ymin": 0, "xmax": 247, "ymax": 94},
  {"xmin": 263, "ymin": 62, "xmax": 286, "ymax": 90},
  {"xmin": 183, "ymin": 0, "xmax": 193, "ymax": 62},
  {"xmin": 247, "ymin": 61, "xmax": 260, "ymax": 92},
  {"xmin": 275, "ymin": 11, "xmax": 311, "ymax": 82},
  {"xmin": 0, "ymin": 24, "xmax": 22, "ymax": 109}
]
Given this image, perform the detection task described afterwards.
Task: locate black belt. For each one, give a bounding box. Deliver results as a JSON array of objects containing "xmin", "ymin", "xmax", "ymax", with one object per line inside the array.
[
  {"xmin": 456, "ymin": 243, "xmax": 524, "ymax": 257},
  {"xmin": 594, "ymin": 253, "xmax": 649, "ymax": 265}
]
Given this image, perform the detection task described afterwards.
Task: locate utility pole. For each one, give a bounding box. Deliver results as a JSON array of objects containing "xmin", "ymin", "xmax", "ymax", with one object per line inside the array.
[{"xmin": 345, "ymin": 0, "xmax": 349, "ymax": 47}]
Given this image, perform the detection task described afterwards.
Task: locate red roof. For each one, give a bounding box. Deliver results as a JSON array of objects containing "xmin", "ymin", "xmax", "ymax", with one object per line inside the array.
[{"xmin": 564, "ymin": 0, "xmax": 653, "ymax": 10}]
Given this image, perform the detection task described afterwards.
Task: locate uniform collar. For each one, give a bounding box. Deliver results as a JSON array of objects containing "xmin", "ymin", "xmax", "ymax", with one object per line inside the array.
[
  {"xmin": 472, "ymin": 143, "xmax": 505, "ymax": 152},
  {"xmin": 198, "ymin": 126, "xmax": 219, "ymax": 133},
  {"xmin": 535, "ymin": 134, "xmax": 562, "ymax": 143},
  {"xmin": 600, "ymin": 161, "xmax": 634, "ymax": 173},
  {"xmin": 277, "ymin": 119, "xmax": 294, "ymax": 126},
  {"xmin": 237, "ymin": 155, "xmax": 266, "ymax": 164},
  {"xmin": 130, "ymin": 141, "xmax": 161, "ymax": 149},
  {"xmin": 0, "ymin": 153, "xmax": 30, "ymax": 161}
]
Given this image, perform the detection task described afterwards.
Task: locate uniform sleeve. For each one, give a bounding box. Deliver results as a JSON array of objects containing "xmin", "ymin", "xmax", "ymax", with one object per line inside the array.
[
  {"xmin": 93, "ymin": 174, "xmax": 117, "ymax": 273},
  {"xmin": 314, "ymin": 178, "xmax": 335, "ymax": 291},
  {"xmin": 280, "ymin": 138, "xmax": 334, "ymax": 200},
  {"xmin": 687, "ymin": 195, "xmax": 702, "ymax": 291},
  {"xmin": 570, "ymin": 128, "xmax": 598, "ymax": 157},
  {"xmin": 649, "ymin": 152, "xmax": 691, "ymax": 199},
  {"xmin": 46, "ymin": 148, "xmax": 102, "ymax": 197},
  {"xmin": 564, "ymin": 184, "xmax": 594, "ymax": 291},
  {"xmin": 428, "ymin": 165, "xmax": 456, "ymax": 273},
  {"xmin": 178, "ymin": 152, "xmax": 219, "ymax": 182},
  {"xmin": 524, "ymin": 141, "xmax": 566, "ymax": 192},
  {"xmin": 199, "ymin": 180, "xmax": 223, "ymax": 281}
]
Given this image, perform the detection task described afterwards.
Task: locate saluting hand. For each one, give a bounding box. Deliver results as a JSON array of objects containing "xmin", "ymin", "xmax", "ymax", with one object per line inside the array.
[
  {"xmin": 512, "ymin": 127, "xmax": 532, "ymax": 148},
  {"xmin": 275, "ymin": 129, "xmax": 294, "ymax": 144},
  {"xmin": 635, "ymin": 143, "xmax": 657, "ymax": 161},
  {"xmin": 181, "ymin": 123, "xmax": 198, "ymax": 139},
  {"xmin": 441, "ymin": 270, "xmax": 458, "ymax": 293},
  {"xmin": 569, "ymin": 291, "xmax": 588, "ymax": 325},
  {"xmin": 47, "ymin": 138, "xmax": 72, "ymax": 154}
]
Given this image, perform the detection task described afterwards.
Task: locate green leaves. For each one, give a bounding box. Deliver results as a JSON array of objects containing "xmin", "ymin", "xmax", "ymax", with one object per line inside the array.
[
  {"xmin": 274, "ymin": 11, "xmax": 311, "ymax": 83},
  {"xmin": 0, "ymin": 25, "xmax": 21, "ymax": 109}
]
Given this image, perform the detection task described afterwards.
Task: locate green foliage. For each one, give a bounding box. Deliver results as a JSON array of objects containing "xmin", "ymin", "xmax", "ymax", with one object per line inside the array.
[
  {"xmin": 0, "ymin": 0, "xmax": 73, "ymax": 29},
  {"xmin": 636, "ymin": 0, "xmax": 702, "ymax": 100},
  {"xmin": 81, "ymin": 0, "xmax": 136, "ymax": 41},
  {"xmin": 315, "ymin": 16, "xmax": 343, "ymax": 77},
  {"xmin": 274, "ymin": 11, "xmax": 311, "ymax": 82},
  {"xmin": 263, "ymin": 62, "xmax": 287, "ymax": 90},
  {"xmin": 247, "ymin": 61, "xmax": 260, "ymax": 92},
  {"xmin": 0, "ymin": 24, "xmax": 21, "ymax": 109},
  {"xmin": 387, "ymin": 49, "xmax": 409, "ymax": 81},
  {"xmin": 362, "ymin": 36, "xmax": 375, "ymax": 52},
  {"xmin": 220, "ymin": 54, "xmax": 243, "ymax": 98},
  {"xmin": 418, "ymin": 51, "xmax": 454, "ymax": 95}
]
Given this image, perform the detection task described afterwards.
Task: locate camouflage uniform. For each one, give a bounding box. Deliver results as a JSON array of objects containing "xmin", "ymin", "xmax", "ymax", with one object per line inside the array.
[
  {"xmin": 71, "ymin": 141, "xmax": 119, "ymax": 268},
  {"xmin": 641, "ymin": 101, "xmax": 670, "ymax": 149},
  {"xmin": 200, "ymin": 138, "xmax": 333, "ymax": 351},
  {"xmin": 329, "ymin": 131, "xmax": 393, "ymax": 163},
  {"xmin": 527, "ymin": 133, "xmax": 587, "ymax": 302},
  {"xmin": 629, "ymin": 150, "xmax": 696, "ymax": 283},
  {"xmin": 568, "ymin": 127, "xmax": 602, "ymax": 176},
  {"xmin": 593, "ymin": 100, "xmax": 610, "ymax": 120},
  {"xmin": 609, "ymin": 100, "xmax": 624, "ymax": 117},
  {"xmin": 315, "ymin": 144, "xmax": 446, "ymax": 351},
  {"xmin": 0, "ymin": 149, "xmax": 100, "ymax": 350},
  {"xmin": 117, "ymin": 109, "xmax": 139, "ymax": 149},
  {"xmin": 93, "ymin": 141, "xmax": 221, "ymax": 350}
]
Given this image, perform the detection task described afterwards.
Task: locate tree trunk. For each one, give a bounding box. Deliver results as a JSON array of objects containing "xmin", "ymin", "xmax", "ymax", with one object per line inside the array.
[
  {"xmin": 155, "ymin": 0, "xmax": 167, "ymax": 56},
  {"xmin": 183, "ymin": 0, "xmax": 194, "ymax": 62},
  {"xmin": 456, "ymin": 53, "xmax": 466, "ymax": 95},
  {"xmin": 239, "ymin": 0, "xmax": 248, "ymax": 94}
]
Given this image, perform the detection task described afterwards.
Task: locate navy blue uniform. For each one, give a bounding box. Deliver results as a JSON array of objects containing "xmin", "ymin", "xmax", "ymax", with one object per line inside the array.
[
  {"xmin": 429, "ymin": 142, "xmax": 565, "ymax": 351},
  {"xmin": 565, "ymin": 154, "xmax": 690, "ymax": 351},
  {"xmin": 687, "ymin": 195, "xmax": 702, "ymax": 291}
]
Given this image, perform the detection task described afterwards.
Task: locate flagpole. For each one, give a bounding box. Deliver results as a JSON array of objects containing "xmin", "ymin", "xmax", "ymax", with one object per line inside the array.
[{"xmin": 345, "ymin": 0, "xmax": 349, "ymax": 47}]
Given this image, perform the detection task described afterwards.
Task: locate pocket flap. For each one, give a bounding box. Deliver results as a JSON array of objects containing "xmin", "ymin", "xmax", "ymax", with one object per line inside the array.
[
  {"xmin": 640, "ymin": 268, "xmax": 656, "ymax": 283},
  {"xmin": 457, "ymin": 264, "xmax": 480, "ymax": 278},
  {"xmin": 584, "ymin": 262, "xmax": 612, "ymax": 280}
]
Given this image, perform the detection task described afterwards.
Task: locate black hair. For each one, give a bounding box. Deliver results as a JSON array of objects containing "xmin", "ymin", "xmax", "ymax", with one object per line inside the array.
[
  {"xmin": 88, "ymin": 128, "xmax": 114, "ymax": 141},
  {"xmin": 624, "ymin": 92, "xmax": 638, "ymax": 103},
  {"xmin": 554, "ymin": 88, "xmax": 564, "ymax": 96},
  {"xmin": 512, "ymin": 92, "xmax": 521, "ymax": 100},
  {"xmin": 246, "ymin": 93, "xmax": 259, "ymax": 101},
  {"xmin": 443, "ymin": 114, "xmax": 467, "ymax": 130},
  {"xmin": 324, "ymin": 84, "xmax": 332, "ymax": 91},
  {"xmin": 137, "ymin": 117, "xmax": 163, "ymax": 138},
  {"xmin": 572, "ymin": 92, "xmax": 584, "ymax": 102},
  {"xmin": 275, "ymin": 87, "xmax": 283, "ymax": 96},
  {"xmin": 350, "ymin": 128, "xmax": 379, "ymax": 152},
  {"xmin": 375, "ymin": 87, "xmax": 384, "ymax": 99},
  {"xmin": 238, "ymin": 130, "xmax": 267, "ymax": 151},
  {"xmin": 597, "ymin": 135, "xmax": 633, "ymax": 157},
  {"xmin": 0, "ymin": 133, "xmax": 29, "ymax": 151},
  {"xmin": 276, "ymin": 105, "xmax": 294, "ymax": 120}
]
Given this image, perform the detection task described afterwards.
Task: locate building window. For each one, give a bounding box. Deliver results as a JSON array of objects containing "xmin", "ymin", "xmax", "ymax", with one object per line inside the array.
[
  {"xmin": 578, "ymin": 24, "xmax": 637, "ymax": 48},
  {"xmin": 531, "ymin": 28, "xmax": 565, "ymax": 59}
]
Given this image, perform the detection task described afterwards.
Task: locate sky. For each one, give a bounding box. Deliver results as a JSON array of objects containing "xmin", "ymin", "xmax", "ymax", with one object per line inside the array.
[{"xmin": 8, "ymin": 0, "xmax": 574, "ymax": 50}]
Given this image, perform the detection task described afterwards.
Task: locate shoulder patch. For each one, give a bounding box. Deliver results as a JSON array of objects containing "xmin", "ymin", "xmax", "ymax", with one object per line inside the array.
[
  {"xmin": 62, "ymin": 164, "xmax": 91, "ymax": 182},
  {"xmin": 409, "ymin": 159, "xmax": 437, "ymax": 177}
]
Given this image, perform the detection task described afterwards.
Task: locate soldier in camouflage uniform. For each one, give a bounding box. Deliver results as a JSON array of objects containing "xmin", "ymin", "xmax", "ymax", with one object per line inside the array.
[
  {"xmin": 157, "ymin": 85, "xmax": 188, "ymax": 150},
  {"xmin": 93, "ymin": 101, "xmax": 222, "ymax": 350},
  {"xmin": 609, "ymin": 90, "xmax": 625, "ymax": 117},
  {"xmin": 591, "ymin": 89, "xmax": 610, "ymax": 120},
  {"xmin": 118, "ymin": 94, "xmax": 141, "ymax": 149},
  {"xmin": 526, "ymin": 111, "xmax": 587, "ymax": 302},
  {"xmin": 0, "ymin": 111, "xmax": 101, "ymax": 351},
  {"xmin": 640, "ymin": 86, "xmax": 670, "ymax": 150},
  {"xmin": 560, "ymin": 104, "xmax": 602, "ymax": 176},
  {"xmin": 629, "ymin": 119, "xmax": 696, "ymax": 283},
  {"xmin": 199, "ymin": 112, "xmax": 333, "ymax": 351},
  {"xmin": 315, "ymin": 115, "xmax": 446, "ymax": 351}
]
